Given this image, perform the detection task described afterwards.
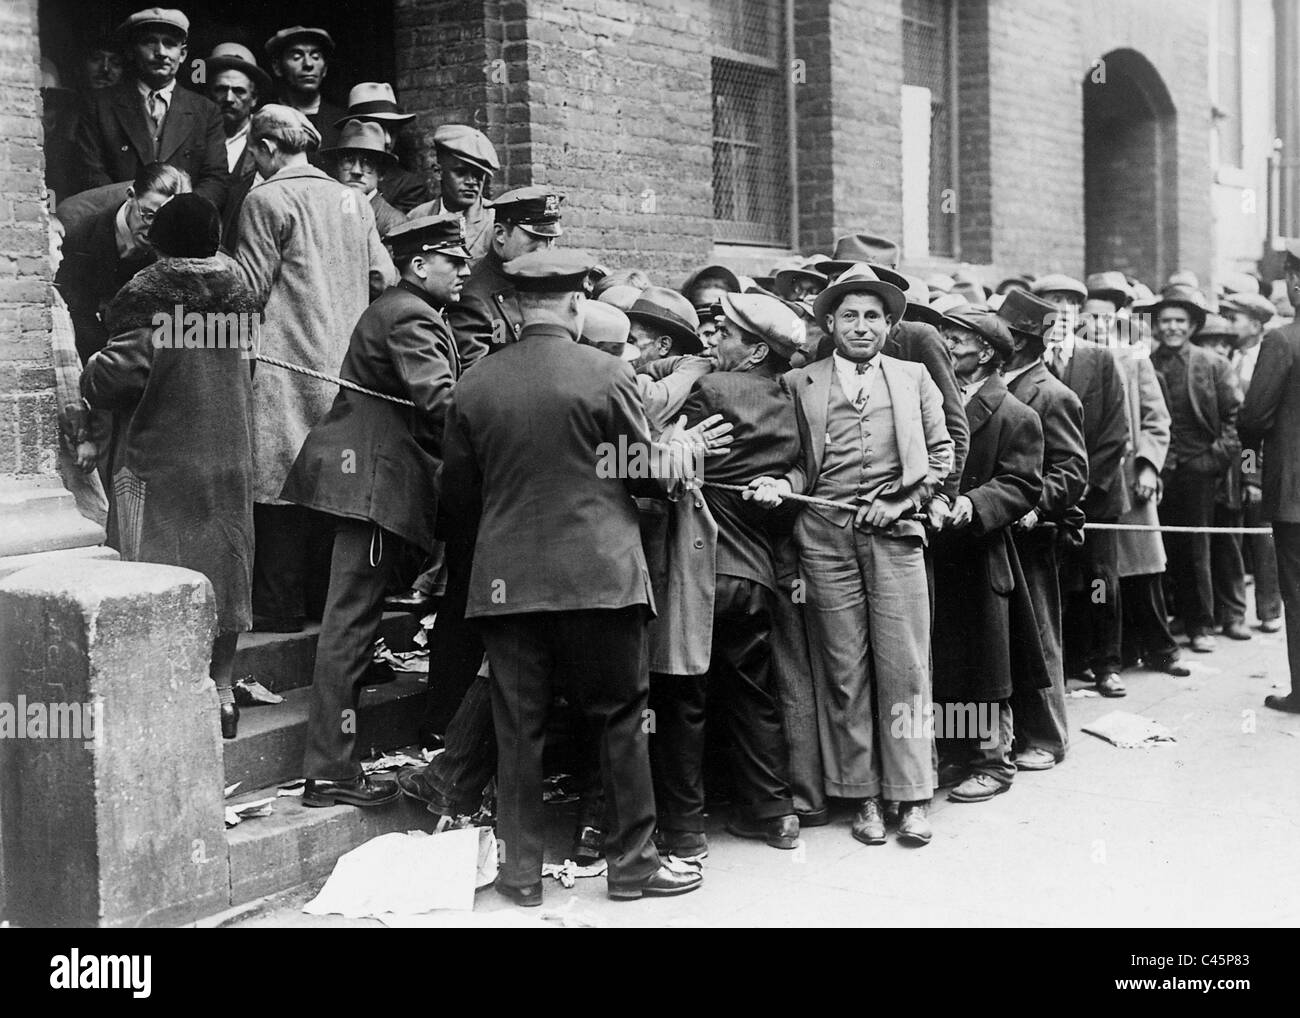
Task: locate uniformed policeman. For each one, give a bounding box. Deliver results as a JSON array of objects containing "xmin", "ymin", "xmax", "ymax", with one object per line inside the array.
[
  {"xmin": 448, "ymin": 185, "xmax": 564, "ymax": 368},
  {"xmin": 280, "ymin": 214, "xmax": 471, "ymax": 807},
  {"xmin": 406, "ymin": 124, "xmax": 501, "ymax": 260}
]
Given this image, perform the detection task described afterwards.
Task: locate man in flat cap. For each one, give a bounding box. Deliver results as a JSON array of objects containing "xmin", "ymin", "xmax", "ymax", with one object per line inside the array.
[
  {"xmin": 1241, "ymin": 240, "xmax": 1300, "ymax": 713},
  {"xmin": 322, "ymin": 120, "xmax": 407, "ymax": 238},
  {"xmin": 932, "ymin": 309, "xmax": 1045, "ymax": 802},
  {"xmin": 996, "ymin": 289, "xmax": 1088, "ymax": 771},
  {"xmin": 407, "ymin": 124, "xmax": 501, "ymax": 259},
  {"xmin": 439, "ymin": 248, "xmax": 703, "ymax": 905},
  {"xmin": 335, "ymin": 83, "xmax": 430, "ymax": 214},
  {"xmin": 265, "ymin": 26, "xmax": 344, "ymax": 152},
  {"xmin": 448, "ymin": 185, "xmax": 564, "ymax": 369},
  {"xmin": 1224, "ymin": 291, "xmax": 1285, "ymax": 635},
  {"xmin": 234, "ymin": 104, "xmax": 397, "ymax": 635},
  {"xmin": 74, "ymin": 8, "xmax": 229, "ymax": 210},
  {"xmin": 648, "ymin": 293, "xmax": 804, "ymax": 857},
  {"xmin": 749, "ymin": 265, "xmax": 953, "ymax": 846},
  {"xmin": 201, "ymin": 42, "xmax": 271, "ymax": 248},
  {"xmin": 280, "ymin": 215, "xmax": 470, "ymax": 806},
  {"xmin": 1034, "ymin": 273, "xmax": 1131, "ymax": 697}
]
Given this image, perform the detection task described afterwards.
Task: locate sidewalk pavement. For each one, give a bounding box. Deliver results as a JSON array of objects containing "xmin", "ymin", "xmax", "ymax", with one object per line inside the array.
[{"xmin": 216, "ymin": 613, "xmax": 1300, "ymax": 928}]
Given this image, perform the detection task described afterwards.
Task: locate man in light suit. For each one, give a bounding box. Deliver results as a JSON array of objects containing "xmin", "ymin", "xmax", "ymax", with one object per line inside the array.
[
  {"xmin": 749, "ymin": 265, "xmax": 953, "ymax": 846},
  {"xmin": 74, "ymin": 8, "xmax": 229, "ymax": 211},
  {"xmin": 1241, "ymin": 241, "xmax": 1300, "ymax": 713},
  {"xmin": 439, "ymin": 249, "xmax": 703, "ymax": 905}
]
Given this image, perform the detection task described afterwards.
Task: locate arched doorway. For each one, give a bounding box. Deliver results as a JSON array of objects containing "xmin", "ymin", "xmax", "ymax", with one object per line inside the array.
[{"xmin": 1082, "ymin": 49, "xmax": 1178, "ymax": 286}]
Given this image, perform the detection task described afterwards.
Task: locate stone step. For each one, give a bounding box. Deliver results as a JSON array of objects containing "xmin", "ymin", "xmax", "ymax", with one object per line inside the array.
[
  {"xmin": 234, "ymin": 612, "xmax": 425, "ymax": 695},
  {"xmin": 224, "ymin": 788, "xmax": 439, "ymax": 908},
  {"xmin": 222, "ymin": 675, "xmax": 429, "ymax": 792}
]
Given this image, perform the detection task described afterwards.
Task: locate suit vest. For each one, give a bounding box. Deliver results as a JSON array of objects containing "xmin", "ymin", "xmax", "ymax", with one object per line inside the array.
[{"xmin": 812, "ymin": 369, "xmax": 903, "ymax": 521}]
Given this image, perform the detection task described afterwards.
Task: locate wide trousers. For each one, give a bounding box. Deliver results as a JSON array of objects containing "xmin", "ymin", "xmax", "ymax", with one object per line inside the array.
[
  {"xmin": 479, "ymin": 607, "xmax": 660, "ymax": 889},
  {"xmin": 1120, "ymin": 572, "xmax": 1181, "ymax": 666},
  {"xmin": 1274, "ymin": 522, "xmax": 1300, "ymax": 698},
  {"xmin": 795, "ymin": 515, "xmax": 934, "ymax": 802},
  {"xmin": 1010, "ymin": 528, "xmax": 1069, "ymax": 760},
  {"xmin": 1243, "ymin": 500, "xmax": 1282, "ymax": 623},
  {"xmin": 1062, "ymin": 521, "xmax": 1122, "ymax": 675},
  {"xmin": 303, "ymin": 517, "xmax": 395, "ymax": 780},
  {"xmin": 1211, "ymin": 504, "xmax": 1248, "ymax": 627},
  {"xmin": 420, "ymin": 527, "xmax": 486, "ymax": 733},
  {"xmin": 649, "ymin": 575, "xmax": 794, "ymax": 833},
  {"xmin": 252, "ymin": 502, "xmax": 332, "ymax": 630},
  {"xmin": 1160, "ymin": 463, "xmax": 1219, "ymax": 636}
]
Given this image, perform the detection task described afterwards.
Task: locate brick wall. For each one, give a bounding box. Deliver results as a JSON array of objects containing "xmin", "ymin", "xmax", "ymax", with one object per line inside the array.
[{"xmin": 0, "ymin": 0, "xmax": 54, "ymax": 478}]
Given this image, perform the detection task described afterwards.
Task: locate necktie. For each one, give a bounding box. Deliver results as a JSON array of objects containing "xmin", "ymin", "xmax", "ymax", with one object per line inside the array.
[
  {"xmin": 147, "ymin": 91, "xmax": 165, "ymax": 148},
  {"xmin": 1046, "ymin": 344, "xmax": 1064, "ymax": 377},
  {"xmin": 853, "ymin": 362, "xmax": 869, "ymax": 410}
]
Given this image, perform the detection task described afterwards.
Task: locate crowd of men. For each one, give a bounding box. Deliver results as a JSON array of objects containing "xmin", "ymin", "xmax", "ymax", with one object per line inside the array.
[{"xmin": 43, "ymin": 8, "xmax": 1300, "ymax": 907}]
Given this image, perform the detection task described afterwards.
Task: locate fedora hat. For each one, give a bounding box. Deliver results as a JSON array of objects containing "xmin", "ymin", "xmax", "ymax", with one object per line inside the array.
[
  {"xmin": 996, "ymin": 288, "xmax": 1058, "ymax": 341},
  {"xmin": 203, "ymin": 42, "xmax": 272, "ymax": 99},
  {"xmin": 1032, "ymin": 273, "xmax": 1088, "ymax": 302},
  {"xmin": 1085, "ymin": 271, "xmax": 1132, "ymax": 309},
  {"xmin": 1147, "ymin": 285, "xmax": 1208, "ymax": 333},
  {"xmin": 898, "ymin": 274, "xmax": 946, "ymax": 328},
  {"xmin": 627, "ymin": 286, "xmax": 702, "ymax": 353},
  {"xmin": 335, "ymin": 82, "xmax": 415, "ymax": 128},
  {"xmin": 812, "ymin": 263, "xmax": 907, "ymax": 325},
  {"xmin": 580, "ymin": 300, "xmax": 632, "ymax": 352},
  {"xmin": 931, "ymin": 293, "xmax": 973, "ymax": 318},
  {"xmin": 320, "ymin": 119, "xmax": 397, "ymax": 165},
  {"xmin": 1193, "ymin": 313, "xmax": 1234, "ymax": 345},
  {"xmin": 773, "ymin": 258, "xmax": 828, "ymax": 300},
  {"xmin": 680, "ymin": 263, "xmax": 741, "ymax": 301},
  {"xmin": 811, "ymin": 233, "xmax": 907, "ymax": 289},
  {"xmin": 995, "ymin": 274, "xmax": 1035, "ymax": 295}
]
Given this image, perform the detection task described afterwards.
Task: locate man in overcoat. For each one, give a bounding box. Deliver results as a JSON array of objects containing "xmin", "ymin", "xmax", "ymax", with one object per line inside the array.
[{"xmin": 280, "ymin": 215, "xmax": 470, "ymax": 806}]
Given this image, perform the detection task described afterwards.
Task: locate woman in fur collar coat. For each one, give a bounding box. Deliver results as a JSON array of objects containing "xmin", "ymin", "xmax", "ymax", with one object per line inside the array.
[{"xmin": 82, "ymin": 194, "xmax": 257, "ymax": 739}]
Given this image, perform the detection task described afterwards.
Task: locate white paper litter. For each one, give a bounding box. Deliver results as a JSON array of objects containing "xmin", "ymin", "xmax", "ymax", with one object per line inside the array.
[
  {"xmin": 1081, "ymin": 710, "xmax": 1176, "ymax": 748},
  {"xmin": 542, "ymin": 859, "xmax": 608, "ymax": 888},
  {"xmin": 372, "ymin": 636, "xmax": 430, "ymax": 674},
  {"xmin": 1065, "ymin": 688, "xmax": 1099, "ymax": 699},
  {"xmin": 361, "ymin": 751, "xmax": 429, "ymax": 774},
  {"xmin": 224, "ymin": 795, "xmax": 276, "ymax": 827},
  {"xmin": 304, "ymin": 827, "xmax": 498, "ymax": 918}
]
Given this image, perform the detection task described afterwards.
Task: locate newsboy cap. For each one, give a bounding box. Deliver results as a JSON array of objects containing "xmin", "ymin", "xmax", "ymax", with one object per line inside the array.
[
  {"xmin": 117, "ymin": 7, "xmax": 188, "ymax": 40},
  {"xmin": 491, "ymin": 186, "xmax": 564, "ymax": 237},
  {"xmin": 386, "ymin": 214, "xmax": 471, "ymax": 261},
  {"xmin": 502, "ymin": 249, "xmax": 595, "ymax": 293},
  {"xmin": 1221, "ymin": 292, "xmax": 1276, "ymax": 324},
  {"xmin": 434, "ymin": 124, "xmax": 501, "ymax": 177},
  {"xmin": 719, "ymin": 293, "xmax": 802, "ymax": 361},
  {"xmin": 265, "ymin": 26, "xmax": 334, "ymax": 60},
  {"xmin": 944, "ymin": 308, "xmax": 1015, "ymax": 360}
]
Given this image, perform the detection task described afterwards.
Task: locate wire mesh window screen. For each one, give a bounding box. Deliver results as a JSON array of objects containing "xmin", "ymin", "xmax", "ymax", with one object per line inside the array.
[
  {"xmin": 903, "ymin": 0, "xmax": 956, "ymax": 257},
  {"xmin": 711, "ymin": 0, "xmax": 791, "ymax": 246}
]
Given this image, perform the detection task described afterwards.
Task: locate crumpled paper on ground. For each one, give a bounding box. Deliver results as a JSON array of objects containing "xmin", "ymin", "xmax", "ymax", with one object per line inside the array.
[
  {"xmin": 225, "ymin": 796, "xmax": 275, "ymax": 827},
  {"xmin": 304, "ymin": 826, "xmax": 498, "ymax": 918},
  {"xmin": 542, "ymin": 859, "xmax": 608, "ymax": 888},
  {"xmin": 372, "ymin": 636, "xmax": 430, "ymax": 674},
  {"xmin": 361, "ymin": 750, "xmax": 429, "ymax": 774},
  {"xmin": 1081, "ymin": 710, "xmax": 1176, "ymax": 748}
]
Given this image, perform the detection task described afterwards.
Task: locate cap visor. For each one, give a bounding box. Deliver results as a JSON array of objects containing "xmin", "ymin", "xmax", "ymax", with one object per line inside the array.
[{"xmin": 517, "ymin": 223, "xmax": 562, "ymax": 238}]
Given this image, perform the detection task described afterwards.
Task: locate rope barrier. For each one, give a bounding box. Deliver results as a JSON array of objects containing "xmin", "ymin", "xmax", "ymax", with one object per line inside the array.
[{"xmin": 254, "ymin": 356, "xmax": 1275, "ymax": 536}]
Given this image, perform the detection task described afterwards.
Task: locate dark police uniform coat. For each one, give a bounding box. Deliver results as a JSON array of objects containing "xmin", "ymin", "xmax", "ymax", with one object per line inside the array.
[
  {"xmin": 932, "ymin": 373, "xmax": 1048, "ymax": 701},
  {"xmin": 280, "ymin": 280, "xmax": 460, "ymax": 552},
  {"xmin": 447, "ymin": 247, "xmax": 520, "ymax": 369}
]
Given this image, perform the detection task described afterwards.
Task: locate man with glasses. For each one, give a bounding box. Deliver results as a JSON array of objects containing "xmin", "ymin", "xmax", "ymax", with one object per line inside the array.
[{"xmin": 322, "ymin": 120, "xmax": 407, "ymax": 238}]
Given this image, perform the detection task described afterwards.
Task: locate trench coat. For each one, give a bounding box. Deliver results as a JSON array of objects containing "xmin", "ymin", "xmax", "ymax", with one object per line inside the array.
[
  {"xmin": 233, "ymin": 164, "xmax": 397, "ymax": 504},
  {"xmin": 932, "ymin": 374, "xmax": 1048, "ymax": 702},
  {"xmin": 1114, "ymin": 345, "xmax": 1171, "ymax": 577},
  {"xmin": 80, "ymin": 255, "xmax": 257, "ymax": 632}
]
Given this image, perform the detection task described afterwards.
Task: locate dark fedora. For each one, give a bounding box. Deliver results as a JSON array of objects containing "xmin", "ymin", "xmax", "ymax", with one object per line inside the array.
[
  {"xmin": 627, "ymin": 286, "xmax": 702, "ymax": 353},
  {"xmin": 202, "ymin": 42, "xmax": 273, "ymax": 98},
  {"xmin": 1146, "ymin": 285, "xmax": 1207, "ymax": 333},
  {"xmin": 996, "ymin": 287, "xmax": 1058, "ymax": 342},
  {"xmin": 810, "ymin": 233, "xmax": 908, "ymax": 289},
  {"xmin": 680, "ymin": 263, "xmax": 741, "ymax": 300}
]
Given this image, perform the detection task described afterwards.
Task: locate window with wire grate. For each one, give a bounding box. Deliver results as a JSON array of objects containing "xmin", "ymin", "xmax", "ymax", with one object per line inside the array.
[
  {"xmin": 903, "ymin": 0, "xmax": 956, "ymax": 257},
  {"xmin": 710, "ymin": 0, "xmax": 792, "ymax": 246}
]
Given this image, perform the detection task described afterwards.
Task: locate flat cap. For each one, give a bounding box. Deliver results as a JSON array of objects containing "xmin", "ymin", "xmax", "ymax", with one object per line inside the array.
[
  {"xmin": 944, "ymin": 308, "xmax": 1015, "ymax": 360},
  {"xmin": 491, "ymin": 185, "xmax": 564, "ymax": 237},
  {"xmin": 265, "ymin": 26, "xmax": 334, "ymax": 59},
  {"xmin": 719, "ymin": 293, "xmax": 802, "ymax": 361},
  {"xmin": 1219, "ymin": 270, "xmax": 1260, "ymax": 296},
  {"xmin": 502, "ymin": 249, "xmax": 595, "ymax": 293},
  {"xmin": 251, "ymin": 103, "xmax": 321, "ymax": 151},
  {"xmin": 1032, "ymin": 273, "xmax": 1088, "ymax": 301},
  {"xmin": 434, "ymin": 124, "xmax": 501, "ymax": 177},
  {"xmin": 1221, "ymin": 292, "xmax": 1276, "ymax": 324},
  {"xmin": 627, "ymin": 286, "xmax": 701, "ymax": 353},
  {"xmin": 118, "ymin": 7, "xmax": 188, "ymax": 39},
  {"xmin": 580, "ymin": 300, "xmax": 632, "ymax": 350},
  {"xmin": 386, "ymin": 214, "xmax": 471, "ymax": 261}
]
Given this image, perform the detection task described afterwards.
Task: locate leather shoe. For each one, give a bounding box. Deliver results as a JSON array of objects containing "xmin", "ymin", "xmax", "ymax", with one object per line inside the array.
[
  {"xmin": 1189, "ymin": 633, "xmax": 1217, "ymax": 653},
  {"xmin": 654, "ymin": 829, "xmax": 708, "ymax": 862},
  {"xmin": 570, "ymin": 825, "xmax": 605, "ymax": 866},
  {"xmin": 936, "ymin": 760, "xmax": 969, "ymax": 789},
  {"xmin": 1095, "ymin": 671, "xmax": 1127, "ymax": 698},
  {"xmin": 949, "ymin": 772, "xmax": 1010, "ymax": 803},
  {"xmin": 1260, "ymin": 618, "xmax": 1283, "ymax": 634},
  {"xmin": 383, "ymin": 588, "xmax": 437, "ymax": 613},
  {"xmin": 897, "ymin": 801, "xmax": 932, "ymax": 845},
  {"xmin": 1147, "ymin": 654, "xmax": 1191, "ymax": 677},
  {"xmin": 851, "ymin": 797, "xmax": 886, "ymax": 845},
  {"xmin": 219, "ymin": 701, "xmax": 239, "ymax": 740},
  {"xmin": 494, "ymin": 879, "xmax": 543, "ymax": 907},
  {"xmin": 303, "ymin": 774, "xmax": 400, "ymax": 808},
  {"xmin": 1015, "ymin": 747, "xmax": 1057, "ymax": 771},
  {"xmin": 1264, "ymin": 693, "xmax": 1300, "ymax": 714},
  {"xmin": 396, "ymin": 768, "xmax": 453, "ymax": 818},
  {"xmin": 608, "ymin": 863, "xmax": 702, "ymax": 900},
  {"xmin": 726, "ymin": 813, "xmax": 800, "ymax": 850},
  {"xmin": 1222, "ymin": 621, "xmax": 1253, "ymax": 641}
]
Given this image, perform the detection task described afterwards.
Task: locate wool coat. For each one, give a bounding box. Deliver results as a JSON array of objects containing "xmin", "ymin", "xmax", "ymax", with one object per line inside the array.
[{"xmin": 1114, "ymin": 345, "xmax": 1172, "ymax": 577}]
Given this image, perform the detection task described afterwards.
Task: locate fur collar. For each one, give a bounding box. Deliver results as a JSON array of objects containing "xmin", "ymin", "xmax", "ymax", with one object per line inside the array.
[{"xmin": 106, "ymin": 255, "xmax": 261, "ymax": 334}]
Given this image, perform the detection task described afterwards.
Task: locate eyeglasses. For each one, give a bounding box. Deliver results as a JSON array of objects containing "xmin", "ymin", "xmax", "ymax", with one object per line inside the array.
[{"xmin": 133, "ymin": 199, "xmax": 158, "ymax": 224}]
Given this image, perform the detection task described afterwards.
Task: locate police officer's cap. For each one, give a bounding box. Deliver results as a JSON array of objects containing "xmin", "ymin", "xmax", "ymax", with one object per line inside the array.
[
  {"xmin": 387, "ymin": 214, "xmax": 472, "ymax": 261},
  {"xmin": 502, "ymin": 249, "xmax": 595, "ymax": 293},
  {"xmin": 490, "ymin": 186, "xmax": 564, "ymax": 237}
]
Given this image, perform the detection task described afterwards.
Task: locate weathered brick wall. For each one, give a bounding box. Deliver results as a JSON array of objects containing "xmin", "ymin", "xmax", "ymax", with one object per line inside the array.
[{"xmin": 0, "ymin": 0, "xmax": 54, "ymax": 478}]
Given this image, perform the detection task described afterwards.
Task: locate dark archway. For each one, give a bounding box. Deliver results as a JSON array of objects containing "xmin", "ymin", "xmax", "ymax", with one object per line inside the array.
[{"xmin": 1082, "ymin": 48, "xmax": 1178, "ymax": 286}]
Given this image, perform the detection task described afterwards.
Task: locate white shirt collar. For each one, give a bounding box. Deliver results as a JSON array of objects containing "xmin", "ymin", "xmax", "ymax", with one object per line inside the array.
[
  {"xmin": 1045, "ymin": 331, "xmax": 1076, "ymax": 358},
  {"xmin": 136, "ymin": 77, "xmax": 176, "ymax": 103},
  {"xmin": 114, "ymin": 200, "xmax": 137, "ymax": 258},
  {"xmin": 225, "ymin": 122, "xmax": 250, "ymax": 172}
]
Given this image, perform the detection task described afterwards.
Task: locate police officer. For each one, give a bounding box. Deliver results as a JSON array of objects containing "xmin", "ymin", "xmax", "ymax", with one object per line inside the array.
[
  {"xmin": 279, "ymin": 215, "xmax": 471, "ymax": 807},
  {"xmin": 448, "ymin": 185, "xmax": 564, "ymax": 368}
]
